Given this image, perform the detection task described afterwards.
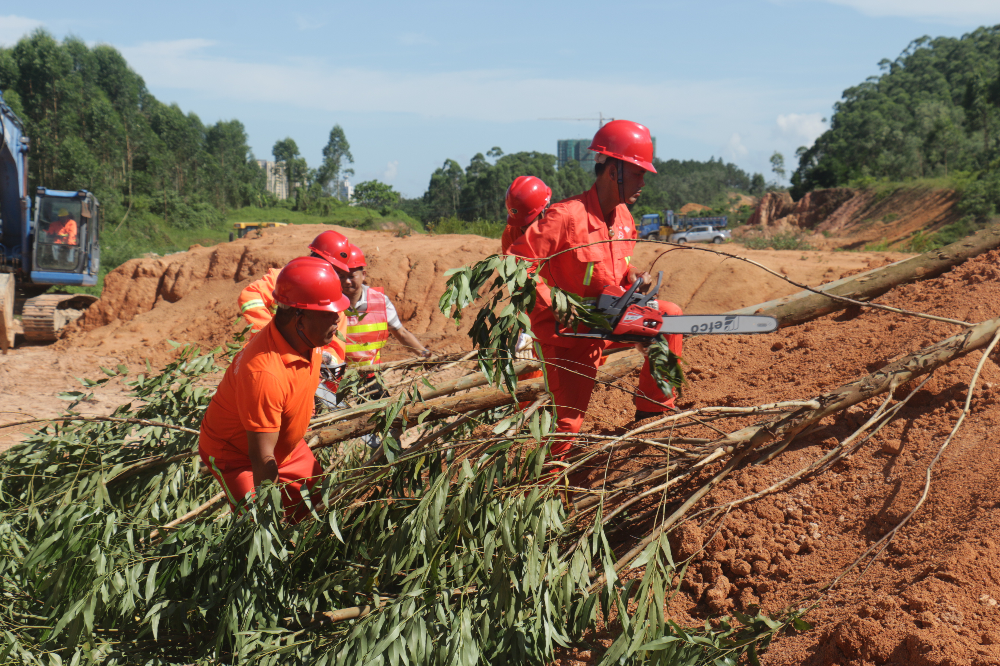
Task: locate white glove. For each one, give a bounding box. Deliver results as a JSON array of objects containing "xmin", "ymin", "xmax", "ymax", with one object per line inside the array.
[{"xmin": 515, "ymin": 332, "xmax": 534, "ymax": 361}]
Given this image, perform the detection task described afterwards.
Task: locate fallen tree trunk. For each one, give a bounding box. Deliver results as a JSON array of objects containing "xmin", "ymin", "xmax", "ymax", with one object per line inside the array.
[
  {"xmin": 311, "ymin": 354, "xmax": 636, "ymax": 448},
  {"xmin": 729, "ymin": 223, "xmax": 1000, "ymax": 326},
  {"xmin": 597, "ymin": 315, "xmax": 1000, "ymax": 579},
  {"xmin": 308, "ymin": 360, "xmax": 542, "ymax": 429},
  {"xmin": 310, "ymin": 227, "xmax": 1000, "ymax": 434},
  {"xmin": 723, "ymin": 314, "xmax": 1000, "ymax": 453}
]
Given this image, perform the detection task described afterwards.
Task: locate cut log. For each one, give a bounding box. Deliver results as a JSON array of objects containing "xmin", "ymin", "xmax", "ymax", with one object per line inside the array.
[
  {"xmin": 308, "ymin": 360, "xmax": 542, "ymax": 429},
  {"xmin": 729, "ymin": 223, "xmax": 1000, "ymax": 326},
  {"xmin": 311, "ymin": 354, "xmax": 636, "ymax": 447},
  {"xmin": 726, "ymin": 315, "xmax": 1000, "ymax": 452}
]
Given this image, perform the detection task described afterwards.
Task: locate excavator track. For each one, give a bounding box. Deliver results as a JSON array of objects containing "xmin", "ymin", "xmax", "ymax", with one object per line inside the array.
[{"xmin": 22, "ymin": 293, "xmax": 98, "ymax": 343}]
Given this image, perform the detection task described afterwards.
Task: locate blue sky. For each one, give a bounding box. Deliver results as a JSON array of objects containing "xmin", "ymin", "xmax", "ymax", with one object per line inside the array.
[{"xmin": 2, "ymin": 1, "xmax": 1000, "ymax": 198}]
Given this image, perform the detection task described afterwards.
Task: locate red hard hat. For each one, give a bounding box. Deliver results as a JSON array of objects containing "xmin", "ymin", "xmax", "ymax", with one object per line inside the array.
[
  {"xmin": 589, "ymin": 120, "xmax": 657, "ymax": 173},
  {"xmin": 273, "ymin": 256, "xmax": 350, "ymax": 312},
  {"xmin": 505, "ymin": 176, "xmax": 552, "ymax": 227},
  {"xmin": 308, "ymin": 230, "xmax": 351, "ymax": 272},
  {"xmin": 344, "ymin": 244, "xmax": 366, "ymax": 269}
]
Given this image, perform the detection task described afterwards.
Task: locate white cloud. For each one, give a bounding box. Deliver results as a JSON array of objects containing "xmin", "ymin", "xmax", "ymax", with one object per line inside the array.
[
  {"xmin": 775, "ymin": 113, "xmax": 827, "ymax": 144},
  {"xmin": 294, "ymin": 14, "xmax": 325, "ymax": 31},
  {"xmin": 119, "ymin": 39, "xmax": 778, "ymax": 129},
  {"xmin": 726, "ymin": 133, "xmax": 748, "ymax": 161},
  {"xmin": 0, "ymin": 14, "xmax": 43, "ymax": 47},
  {"xmin": 383, "ymin": 160, "xmax": 399, "ymax": 182},
  {"xmin": 791, "ymin": 0, "xmax": 1000, "ymax": 24}
]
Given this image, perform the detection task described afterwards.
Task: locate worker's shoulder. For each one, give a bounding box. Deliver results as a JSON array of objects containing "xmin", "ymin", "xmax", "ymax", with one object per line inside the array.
[{"xmin": 547, "ymin": 191, "xmax": 590, "ymax": 218}]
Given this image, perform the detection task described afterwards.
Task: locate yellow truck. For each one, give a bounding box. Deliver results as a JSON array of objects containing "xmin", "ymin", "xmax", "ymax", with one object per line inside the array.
[{"xmin": 231, "ymin": 222, "xmax": 288, "ymax": 240}]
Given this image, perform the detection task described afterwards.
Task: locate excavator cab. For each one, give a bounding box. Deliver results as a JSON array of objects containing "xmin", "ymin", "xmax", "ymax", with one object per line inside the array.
[
  {"xmin": 30, "ymin": 188, "xmax": 100, "ymax": 287},
  {"xmin": 16, "ymin": 189, "xmax": 101, "ymax": 342}
]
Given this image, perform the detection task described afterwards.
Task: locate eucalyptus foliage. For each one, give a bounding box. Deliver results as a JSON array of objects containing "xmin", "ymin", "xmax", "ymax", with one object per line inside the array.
[
  {"xmin": 440, "ymin": 254, "xmax": 539, "ymax": 392},
  {"xmin": 0, "ymin": 342, "xmax": 801, "ymax": 663}
]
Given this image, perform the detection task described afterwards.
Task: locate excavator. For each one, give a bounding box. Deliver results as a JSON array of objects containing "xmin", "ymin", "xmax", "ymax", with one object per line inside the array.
[{"xmin": 0, "ymin": 90, "xmax": 101, "ymax": 350}]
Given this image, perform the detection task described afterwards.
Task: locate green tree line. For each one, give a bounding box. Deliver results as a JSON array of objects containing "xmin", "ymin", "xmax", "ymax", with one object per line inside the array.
[
  {"xmin": 791, "ymin": 25, "xmax": 1000, "ymax": 217},
  {"xmin": 402, "ymin": 148, "xmax": 593, "ymax": 224},
  {"xmin": 635, "ymin": 156, "xmax": 765, "ymax": 216},
  {"xmin": 403, "ymin": 148, "xmax": 765, "ymax": 226},
  {"xmin": 0, "ymin": 30, "xmax": 267, "ymax": 233}
]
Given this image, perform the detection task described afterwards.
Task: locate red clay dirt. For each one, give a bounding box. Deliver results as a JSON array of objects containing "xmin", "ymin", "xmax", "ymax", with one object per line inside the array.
[
  {"xmin": 58, "ymin": 224, "xmax": 911, "ymax": 366},
  {"xmin": 565, "ymin": 249, "xmax": 1000, "ymax": 666},
  {"xmin": 4, "ymin": 222, "xmax": 998, "ymax": 664}
]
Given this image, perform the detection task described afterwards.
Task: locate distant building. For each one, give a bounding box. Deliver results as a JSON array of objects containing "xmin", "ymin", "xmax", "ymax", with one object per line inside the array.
[
  {"xmin": 333, "ymin": 177, "xmax": 354, "ymax": 203},
  {"xmin": 557, "ymin": 136, "xmax": 656, "ymax": 174},
  {"xmin": 557, "ymin": 139, "xmax": 596, "ymax": 174},
  {"xmin": 256, "ymin": 160, "xmax": 289, "ymax": 200}
]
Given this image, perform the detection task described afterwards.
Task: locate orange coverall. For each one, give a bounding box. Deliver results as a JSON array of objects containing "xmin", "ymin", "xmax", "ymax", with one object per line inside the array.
[
  {"xmin": 507, "ymin": 185, "xmax": 682, "ymax": 458},
  {"xmin": 199, "ymin": 319, "xmax": 323, "ymax": 523},
  {"xmin": 238, "ymin": 267, "xmax": 348, "ymax": 363},
  {"xmin": 49, "ymin": 218, "xmax": 78, "ymax": 245}
]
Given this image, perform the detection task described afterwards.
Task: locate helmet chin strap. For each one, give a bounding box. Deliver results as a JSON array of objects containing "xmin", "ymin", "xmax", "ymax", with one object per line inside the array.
[
  {"xmin": 616, "ymin": 159, "xmax": 626, "ymax": 205},
  {"xmin": 296, "ymin": 313, "xmax": 318, "ymax": 351}
]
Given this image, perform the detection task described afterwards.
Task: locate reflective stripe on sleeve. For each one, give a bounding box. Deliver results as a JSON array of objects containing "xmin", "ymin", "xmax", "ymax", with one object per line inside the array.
[
  {"xmin": 240, "ymin": 299, "xmax": 266, "ymax": 313},
  {"xmin": 625, "ymin": 256, "xmax": 631, "ymax": 265},
  {"xmin": 582, "ymin": 262, "xmax": 595, "ymax": 287}
]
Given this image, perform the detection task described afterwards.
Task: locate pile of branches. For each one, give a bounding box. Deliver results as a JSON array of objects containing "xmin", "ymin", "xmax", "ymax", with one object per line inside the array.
[
  {"xmin": 0, "ymin": 357, "xmax": 798, "ymax": 663},
  {"xmin": 5, "ymin": 228, "xmax": 999, "ymax": 665}
]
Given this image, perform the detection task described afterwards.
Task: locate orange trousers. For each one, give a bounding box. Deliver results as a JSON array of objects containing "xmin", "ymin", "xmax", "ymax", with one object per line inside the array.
[
  {"xmin": 203, "ymin": 440, "xmax": 322, "ymax": 524},
  {"xmin": 538, "ymin": 300, "xmax": 683, "ymax": 458}
]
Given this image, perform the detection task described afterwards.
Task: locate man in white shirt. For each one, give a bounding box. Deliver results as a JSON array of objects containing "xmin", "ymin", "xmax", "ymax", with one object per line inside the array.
[{"xmin": 340, "ymin": 244, "xmax": 430, "ymax": 367}]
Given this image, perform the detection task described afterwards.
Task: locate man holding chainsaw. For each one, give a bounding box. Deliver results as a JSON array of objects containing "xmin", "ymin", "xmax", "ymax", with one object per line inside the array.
[{"xmin": 507, "ymin": 120, "xmax": 683, "ymax": 459}]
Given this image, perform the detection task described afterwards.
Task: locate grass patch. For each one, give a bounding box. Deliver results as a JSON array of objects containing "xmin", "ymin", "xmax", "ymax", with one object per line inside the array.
[
  {"xmin": 742, "ymin": 232, "xmax": 813, "ymax": 251},
  {"xmin": 428, "ymin": 216, "xmax": 505, "ymax": 239},
  {"xmin": 862, "ymin": 239, "xmax": 891, "ymax": 251}
]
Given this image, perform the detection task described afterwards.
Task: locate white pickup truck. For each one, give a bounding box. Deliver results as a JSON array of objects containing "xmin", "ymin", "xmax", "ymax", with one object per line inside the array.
[{"xmin": 668, "ymin": 226, "xmax": 730, "ymax": 244}]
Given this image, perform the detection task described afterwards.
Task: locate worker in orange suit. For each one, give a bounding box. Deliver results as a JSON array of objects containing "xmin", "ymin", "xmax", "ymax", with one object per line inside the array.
[
  {"xmin": 238, "ymin": 230, "xmax": 353, "ymax": 404},
  {"xmin": 48, "ymin": 208, "xmax": 78, "ymax": 245},
  {"xmin": 199, "ymin": 256, "xmax": 350, "ymax": 523},
  {"xmin": 507, "ymin": 120, "xmax": 683, "ymax": 459},
  {"xmin": 501, "ymin": 176, "xmax": 551, "ymax": 254},
  {"xmin": 501, "ymin": 176, "xmax": 551, "ymax": 388}
]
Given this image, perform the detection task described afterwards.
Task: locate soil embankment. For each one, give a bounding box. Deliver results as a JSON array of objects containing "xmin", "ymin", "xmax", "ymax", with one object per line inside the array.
[
  {"xmin": 565, "ymin": 249, "xmax": 1000, "ymax": 666},
  {"xmin": 60, "ymin": 224, "xmax": 912, "ymax": 366},
  {"xmin": 744, "ymin": 186, "xmax": 963, "ymax": 250}
]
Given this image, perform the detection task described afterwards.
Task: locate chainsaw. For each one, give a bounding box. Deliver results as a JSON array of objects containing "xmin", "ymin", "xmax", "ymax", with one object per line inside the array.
[{"xmin": 558, "ymin": 272, "xmax": 778, "ymax": 343}]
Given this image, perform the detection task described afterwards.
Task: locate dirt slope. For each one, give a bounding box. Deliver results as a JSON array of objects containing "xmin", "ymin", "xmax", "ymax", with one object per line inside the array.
[
  {"xmin": 563, "ymin": 250, "xmax": 1000, "ymax": 665},
  {"xmin": 60, "ymin": 224, "xmax": 912, "ymax": 366},
  {"xmin": 744, "ymin": 186, "xmax": 962, "ymax": 251}
]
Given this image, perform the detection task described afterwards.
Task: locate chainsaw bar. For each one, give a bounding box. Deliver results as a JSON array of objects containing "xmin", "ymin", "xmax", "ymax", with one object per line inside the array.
[{"xmin": 653, "ymin": 314, "xmax": 778, "ymax": 335}]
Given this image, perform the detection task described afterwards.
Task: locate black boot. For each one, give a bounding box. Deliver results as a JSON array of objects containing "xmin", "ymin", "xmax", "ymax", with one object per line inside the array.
[{"xmin": 632, "ymin": 410, "xmax": 661, "ymax": 422}]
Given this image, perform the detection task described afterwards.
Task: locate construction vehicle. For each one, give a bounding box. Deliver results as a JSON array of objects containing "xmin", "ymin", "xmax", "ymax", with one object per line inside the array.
[
  {"xmin": 231, "ymin": 221, "xmax": 287, "ymax": 241},
  {"xmin": 637, "ymin": 210, "xmax": 728, "ymax": 240},
  {"xmin": 0, "ymin": 90, "xmax": 101, "ymax": 349}
]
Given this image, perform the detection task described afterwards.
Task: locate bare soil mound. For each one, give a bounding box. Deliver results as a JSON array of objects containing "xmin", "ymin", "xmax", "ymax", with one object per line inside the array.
[
  {"xmin": 744, "ymin": 187, "xmax": 962, "ymax": 251},
  {"xmin": 60, "ymin": 225, "xmax": 912, "ymax": 367},
  {"xmin": 565, "ymin": 249, "xmax": 1000, "ymax": 665},
  {"xmin": 680, "ymin": 203, "xmax": 712, "ymax": 214}
]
